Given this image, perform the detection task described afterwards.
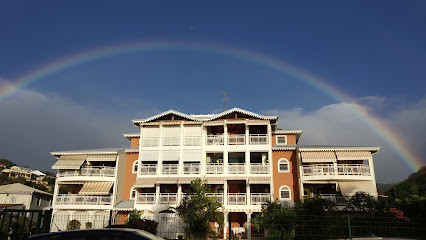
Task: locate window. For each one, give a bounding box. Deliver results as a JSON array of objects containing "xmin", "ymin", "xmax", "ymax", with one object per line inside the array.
[
  {"xmin": 276, "ymin": 135, "xmax": 287, "ymax": 145},
  {"xmin": 130, "ymin": 188, "xmax": 136, "ymax": 199},
  {"xmin": 279, "ymin": 185, "xmax": 291, "ymax": 200},
  {"xmin": 10, "ymin": 196, "xmax": 16, "ymax": 203},
  {"xmin": 37, "ymin": 197, "xmax": 42, "ymax": 206},
  {"xmin": 278, "ymin": 158, "xmax": 290, "ymax": 173},
  {"xmin": 132, "ymin": 160, "xmax": 139, "ymax": 174}
]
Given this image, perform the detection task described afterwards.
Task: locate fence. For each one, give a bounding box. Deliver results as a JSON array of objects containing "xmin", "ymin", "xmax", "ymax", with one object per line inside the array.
[{"xmin": 0, "ymin": 209, "xmax": 52, "ymax": 240}]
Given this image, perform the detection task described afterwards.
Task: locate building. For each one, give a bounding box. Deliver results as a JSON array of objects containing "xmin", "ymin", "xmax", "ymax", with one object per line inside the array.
[
  {"xmin": 0, "ymin": 183, "xmax": 52, "ymax": 210},
  {"xmin": 50, "ymin": 108, "xmax": 380, "ymax": 237}
]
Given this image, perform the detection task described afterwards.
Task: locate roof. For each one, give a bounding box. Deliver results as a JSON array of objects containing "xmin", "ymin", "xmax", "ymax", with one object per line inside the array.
[
  {"xmin": 125, "ymin": 148, "xmax": 139, "ymax": 153},
  {"xmin": 132, "ymin": 107, "xmax": 278, "ymax": 126},
  {"xmin": 298, "ymin": 145, "xmax": 381, "ymax": 153},
  {"xmin": 0, "ymin": 183, "xmax": 52, "ymax": 196},
  {"xmin": 114, "ymin": 200, "xmax": 135, "ymax": 209},
  {"xmin": 51, "ymin": 148, "xmax": 125, "ymax": 157},
  {"xmin": 123, "ymin": 133, "xmax": 140, "ymax": 140},
  {"xmin": 31, "ymin": 170, "xmax": 46, "ymax": 176}
]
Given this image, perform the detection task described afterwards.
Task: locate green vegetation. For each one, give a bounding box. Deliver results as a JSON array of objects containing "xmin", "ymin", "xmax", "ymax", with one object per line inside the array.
[
  {"xmin": 0, "ymin": 159, "xmax": 16, "ymax": 169},
  {"xmin": 124, "ymin": 209, "xmax": 158, "ymax": 234},
  {"xmin": 67, "ymin": 220, "xmax": 81, "ymax": 230},
  {"xmin": 254, "ymin": 201, "xmax": 296, "ymax": 240},
  {"xmin": 175, "ymin": 178, "xmax": 224, "ymax": 240}
]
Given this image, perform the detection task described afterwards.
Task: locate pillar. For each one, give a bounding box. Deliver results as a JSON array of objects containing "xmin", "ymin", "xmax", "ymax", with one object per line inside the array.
[
  {"xmin": 155, "ymin": 185, "xmax": 161, "ymax": 204},
  {"xmin": 223, "ymin": 212, "xmax": 229, "ymax": 240},
  {"xmin": 247, "ymin": 212, "xmax": 252, "ymax": 240}
]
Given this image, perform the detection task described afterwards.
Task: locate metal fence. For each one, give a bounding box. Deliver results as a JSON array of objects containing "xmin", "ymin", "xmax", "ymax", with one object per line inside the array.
[{"xmin": 0, "ymin": 209, "xmax": 52, "ymax": 240}]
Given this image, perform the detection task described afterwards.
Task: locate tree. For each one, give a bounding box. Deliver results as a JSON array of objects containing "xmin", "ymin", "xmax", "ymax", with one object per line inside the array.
[
  {"xmin": 175, "ymin": 179, "xmax": 223, "ymax": 240},
  {"xmin": 294, "ymin": 196, "xmax": 336, "ymax": 215},
  {"xmin": 253, "ymin": 201, "xmax": 296, "ymax": 240},
  {"xmin": 344, "ymin": 192, "xmax": 379, "ymax": 213}
]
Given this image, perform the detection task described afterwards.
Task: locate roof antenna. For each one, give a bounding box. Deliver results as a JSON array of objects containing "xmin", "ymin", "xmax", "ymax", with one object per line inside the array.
[{"xmin": 220, "ymin": 91, "xmax": 231, "ymax": 111}]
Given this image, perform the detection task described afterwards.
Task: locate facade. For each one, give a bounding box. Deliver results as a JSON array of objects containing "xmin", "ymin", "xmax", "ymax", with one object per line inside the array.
[
  {"xmin": 0, "ymin": 183, "xmax": 52, "ymax": 210},
  {"xmin": 50, "ymin": 108, "xmax": 380, "ymax": 238}
]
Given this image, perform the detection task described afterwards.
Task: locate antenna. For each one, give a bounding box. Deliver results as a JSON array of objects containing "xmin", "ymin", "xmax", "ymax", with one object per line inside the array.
[{"xmin": 220, "ymin": 91, "xmax": 231, "ymax": 111}]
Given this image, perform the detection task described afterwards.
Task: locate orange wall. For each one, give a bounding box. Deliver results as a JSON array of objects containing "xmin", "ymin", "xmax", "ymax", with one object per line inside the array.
[
  {"xmin": 122, "ymin": 152, "xmax": 138, "ymax": 200},
  {"xmin": 271, "ymin": 134, "xmax": 296, "ymax": 145},
  {"xmin": 130, "ymin": 137, "xmax": 140, "ymax": 148},
  {"xmin": 272, "ymin": 150, "xmax": 300, "ymax": 201}
]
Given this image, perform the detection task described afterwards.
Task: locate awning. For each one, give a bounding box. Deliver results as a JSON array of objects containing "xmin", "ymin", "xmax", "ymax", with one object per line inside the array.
[
  {"xmin": 140, "ymin": 151, "xmax": 158, "ymax": 161},
  {"xmin": 178, "ymin": 177, "xmax": 197, "ymax": 184},
  {"xmin": 86, "ymin": 155, "xmax": 117, "ymax": 162},
  {"xmin": 336, "ymin": 151, "xmax": 372, "ymax": 160},
  {"xmin": 134, "ymin": 178, "xmax": 157, "ymax": 188},
  {"xmin": 203, "ymin": 121, "xmax": 224, "ymax": 126},
  {"xmin": 338, "ymin": 181, "xmax": 377, "ymax": 196},
  {"xmin": 203, "ymin": 176, "xmax": 225, "ymax": 184},
  {"xmin": 300, "ymin": 151, "xmax": 336, "ymax": 163},
  {"xmin": 246, "ymin": 120, "xmax": 269, "ymax": 125},
  {"xmin": 182, "ymin": 150, "xmax": 201, "ymax": 162},
  {"xmin": 248, "ymin": 176, "xmax": 271, "ymax": 184},
  {"xmin": 52, "ymin": 155, "xmax": 87, "ymax": 170},
  {"xmin": 78, "ymin": 181, "xmax": 114, "ymax": 195},
  {"xmin": 156, "ymin": 177, "xmax": 179, "ymax": 184}
]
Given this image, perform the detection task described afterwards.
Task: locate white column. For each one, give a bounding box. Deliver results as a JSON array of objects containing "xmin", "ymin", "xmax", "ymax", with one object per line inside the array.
[
  {"xmin": 245, "ymin": 124, "xmax": 249, "ymax": 145},
  {"xmin": 177, "ymin": 184, "xmax": 182, "ymax": 204},
  {"xmin": 247, "ymin": 212, "xmax": 252, "ymax": 240},
  {"xmin": 224, "ymin": 181, "xmax": 228, "ymax": 206},
  {"xmin": 224, "ymin": 150, "xmax": 229, "ymax": 175},
  {"xmin": 224, "ymin": 121, "xmax": 228, "ymax": 145},
  {"xmin": 246, "ymin": 181, "xmax": 251, "ymax": 205},
  {"xmin": 155, "ymin": 185, "xmax": 161, "ymax": 205},
  {"xmin": 223, "ymin": 212, "xmax": 228, "ymax": 240},
  {"xmin": 245, "ymin": 150, "xmax": 250, "ymax": 174}
]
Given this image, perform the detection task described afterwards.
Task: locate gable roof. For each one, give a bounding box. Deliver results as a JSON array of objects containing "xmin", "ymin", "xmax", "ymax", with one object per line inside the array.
[
  {"xmin": 207, "ymin": 108, "xmax": 278, "ymax": 121},
  {"xmin": 0, "ymin": 183, "xmax": 52, "ymax": 196}
]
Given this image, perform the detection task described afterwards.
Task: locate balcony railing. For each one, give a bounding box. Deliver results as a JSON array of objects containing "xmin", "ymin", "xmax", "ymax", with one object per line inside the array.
[
  {"xmin": 229, "ymin": 163, "xmax": 246, "ymax": 174},
  {"xmin": 55, "ymin": 194, "xmax": 112, "ymax": 206},
  {"xmin": 57, "ymin": 167, "xmax": 115, "ymax": 178},
  {"xmin": 249, "ymin": 134, "xmax": 268, "ymax": 145},
  {"xmin": 249, "ymin": 164, "xmax": 269, "ymax": 174},
  {"xmin": 250, "ymin": 193, "xmax": 271, "ymax": 205},
  {"xmin": 141, "ymin": 137, "xmax": 159, "ymax": 147},
  {"xmin": 139, "ymin": 164, "xmax": 157, "ymax": 175},
  {"xmin": 206, "ymin": 135, "xmax": 224, "ymax": 146},
  {"xmin": 183, "ymin": 163, "xmax": 200, "ymax": 174},
  {"xmin": 228, "ymin": 134, "xmax": 245, "ymax": 145},
  {"xmin": 184, "ymin": 136, "xmax": 201, "ymax": 146},
  {"xmin": 163, "ymin": 137, "xmax": 180, "ymax": 146},
  {"xmin": 136, "ymin": 193, "xmax": 156, "ymax": 204},
  {"xmin": 302, "ymin": 164, "xmax": 371, "ymax": 177},
  {"xmin": 207, "ymin": 193, "xmax": 224, "ymax": 204},
  {"xmin": 159, "ymin": 193, "xmax": 178, "ymax": 205},
  {"xmin": 206, "ymin": 163, "xmax": 224, "ymax": 174},
  {"xmin": 162, "ymin": 164, "xmax": 179, "ymax": 175},
  {"xmin": 228, "ymin": 193, "xmax": 246, "ymax": 205},
  {"xmin": 318, "ymin": 194, "xmax": 347, "ymax": 205}
]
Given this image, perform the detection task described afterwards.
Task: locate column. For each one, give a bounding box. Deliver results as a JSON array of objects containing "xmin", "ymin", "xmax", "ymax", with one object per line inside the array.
[
  {"xmin": 224, "ymin": 181, "xmax": 228, "ymax": 206},
  {"xmin": 177, "ymin": 184, "xmax": 182, "ymax": 204},
  {"xmin": 246, "ymin": 181, "xmax": 251, "ymax": 205},
  {"xmin": 245, "ymin": 150, "xmax": 250, "ymax": 174},
  {"xmin": 247, "ymin": 212, "xmax": 252, "ymax": 240},
  {"xmin": 223, "ymin": 212, "xmax": 228, "ymax": 240},
  {"xmin": 224, "ymin": 121, "xmax": 228, "ymax": 145},
  {"xmin": 245, "ymin": 124, "xmax": 249, "ymax": 145},
  {"xmin": 224, "ymin": 150, "xmax": 229, "ymax": 175},
  {"xmin": 155, "ymin": 185, "xmax": 161, "ymax": 205}
]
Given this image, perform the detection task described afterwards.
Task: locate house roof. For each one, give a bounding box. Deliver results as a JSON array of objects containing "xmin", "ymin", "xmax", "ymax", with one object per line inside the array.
[
  {"xmin": 51, "ymin": 148, "xmax": 125, "ymax": 157},
  {"xmin": 0, "ymin": 183, "xmax": 52, "ymax": 196},
  {"xmin": 123, "ymin": 133, "xmax": 140, "ymax": 140},
  {"xmin": 298, "ymin": 145, "xmax": 381, "ymax": 153}
]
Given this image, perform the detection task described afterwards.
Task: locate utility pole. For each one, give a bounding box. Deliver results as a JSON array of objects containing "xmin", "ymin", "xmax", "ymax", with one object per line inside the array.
[{"xmin": 220, "ymin": 91, "xmax": 231, "ymax": 111}]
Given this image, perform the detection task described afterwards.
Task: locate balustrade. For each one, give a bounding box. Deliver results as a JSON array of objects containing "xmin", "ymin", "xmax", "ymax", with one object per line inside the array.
[{"xmin": 55, "ymin": 194, "xmax": 112, "ymax": 205}]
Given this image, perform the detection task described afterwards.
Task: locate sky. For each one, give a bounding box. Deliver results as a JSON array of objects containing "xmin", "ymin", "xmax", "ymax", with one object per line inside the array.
[{"xmin": 0, "ymin": 1, "xmax": 425, "ymax": 183}]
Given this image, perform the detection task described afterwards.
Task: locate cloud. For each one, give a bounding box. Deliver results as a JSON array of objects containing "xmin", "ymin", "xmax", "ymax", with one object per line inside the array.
[{"xmin": 264, "ymin": 97, "xmax": 426, "ymax": 183}]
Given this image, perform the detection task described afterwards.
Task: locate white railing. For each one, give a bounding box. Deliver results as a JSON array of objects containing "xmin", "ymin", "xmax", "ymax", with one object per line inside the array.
[
  {"xmin": 228, "ymin": 134, "xmax": 245, "ymax": 145},
  {"xmin": 250, "ymin": 164, "xmax": 269, "ymax": 174},
  {"xmin": 318, "ymin": 194, "xmax": 347, "ymax": 205},
  {"xmin": 141, "ymin": 137, "xmax": 159, "ymax": 147},
  {"xmin": 229, "ymin": 163, "xmax": 246, "ymax": 174},
  {"xmin": 228, "ymin": 193, "xmax": 246, "ymax": 205},
  {"xmin": 249, "ymin": 134, "xmax": 268, "ymax": 145},
  {"xmin": 206, "ymin": 163, "xmax": 224, "ymax": 174},
  {"xmin": 55, "ymin": 194, "xmax": 112, "ymax": 205},
  {"xmin": 57, "ymin": 167, "xmax": 116, "ymax": 177},
  {"xmin": 302, "ymin": 164, "xmax": 371, "ymax": 177},
  {"xmin": 183, "ymin": 163, "xmax": 200, "ymax": 174},
  {"xmin": 136, "ymin": 193, "xmax": 156, "ymax": 204},
  {"xmin": 207, "ymin": 193, "xmax": 224, "ymax": 204},
  {"xmin": 163, "ymin": 137, "xmax": 180, "ymax": 146},
  {"xmin": 184, "ymin": 136, "xmax": 201, "ymax": 146},
  {"xmin": 139, "ymin": 164, "xmax": 157, "ymax": 175},
  {"xmin": 206, "ymin": 135, "xmax": 224, "ymax": 146},
  {"xmin": 162, "ymin": 164, "xmax": 179, "ymax": 175},
  {"xmin": 159, "ymin": 193, "xmax": 178, "ymax": 205},
  {"xmin": 250, "ymin": 193, "xmax": 271, "ymax": 205}
]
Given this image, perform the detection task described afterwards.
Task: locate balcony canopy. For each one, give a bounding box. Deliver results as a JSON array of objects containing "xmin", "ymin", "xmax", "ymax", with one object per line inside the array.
[
  {"xmin": 336, "ymin": 151, "xmax": 372, "ymax": 160},
  {"xmin": 78, "ymin": 181, "xmax": 113, "ymax": 195},
  {"xmin": 52, "ymin": 155, "xmax": 86, "ymax": 170},
  {"xmin": 339, "ymin": 181, "xmax": 377, "ymax": 196},
  {"xmin": 86, "ymin": 155, "xmax": 117, "ymax": 162},
  {"xmin": 134, "ymin": 178, "xmax": 157, "ymax": 188},
  {"xmin": 301, "ymin": 151, "xmax": 336, "ymax": 163}
]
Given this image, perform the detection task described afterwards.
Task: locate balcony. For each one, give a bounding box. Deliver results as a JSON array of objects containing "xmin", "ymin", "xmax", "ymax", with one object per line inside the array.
[
  {"xmin": 228, "ymin": 134, "xmax": 245, "ymax": 145},
  {"xmin": 183, "ymin": 163, "xmax": 200, "ymax": 174},
  {"xmin": 206, "ymin": 163, "xmax": 224, "ymax": 174},
  {"xmin": 302, "ymin": 164, "xmax": 372, "ymax": 180},
  {"xmin": 250, "ymin": 193, "xmax": 271, "ymax": 205},
  {"xmin": 55, "ymin": 194, "xmax": 112, "ymax": 206},
  {"xmin": 159, "ymin": 193, "xmax": 178, "ymax": 205},
  {"xmin": 229, "ymin": 163, "xmax": 246, "ymax": 174},
  {"xmin": 249, "ymin": 164, "xmax": 269, "ymax": 174},
  {"xmin": 162, "ymin": 164, "xmax": 179, "ymax": 175},
  {"xmin": 57, "ymin": 167, "xmax": 115, "ymax": 178},
  {"xmin": 206, "ymin": 193, "xmax": 225, "ymax": 204},
  {"xmin": 136, "ymin": 193, "xmax": 156, "ymax": 204},
  {"xmin": 228, "ymin": 193, "xmax": 247, "ymax": 205},
  {"xmin": 206, "ymin": 135, "xmax": 224, "ymax": 146},
  {"xmin": 139, "ymin": 164, "xmax": 157, "ymax": 175},
  {"xmin": 184, "ymin": 136, "xmax": 201, "ymax": 146},
  {"xmin": 163, "ymin": 137, "xmax": 180, "ymax": 146},
  {"xmin": 249, "ymin": 134, "xmax": 268, "ymax": 145},
  {"xmin": 141, "ymin": 137, "xmax": 159, "ymax": 147}
]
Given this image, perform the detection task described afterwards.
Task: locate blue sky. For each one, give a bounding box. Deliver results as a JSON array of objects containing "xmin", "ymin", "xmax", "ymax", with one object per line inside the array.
[{"xmin": 0, "ymin": 1, "xmax": 425, "ymax": 182}]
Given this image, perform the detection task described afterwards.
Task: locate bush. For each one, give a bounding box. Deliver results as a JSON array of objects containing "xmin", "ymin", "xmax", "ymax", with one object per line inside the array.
[
  {"xmin": 85, "ymin": 222, "xmax": 92, "ymax": 229},
  {"xmin": 254, "ymin": 201, "xmax": 296, "ymax": 240},
  {"xmin": 67, "ymin": 220, "xmax": 81, "ymax": 230},
  {"xmin": 125, "ymin": 219, "xmax": 158, "ymax": 234}
]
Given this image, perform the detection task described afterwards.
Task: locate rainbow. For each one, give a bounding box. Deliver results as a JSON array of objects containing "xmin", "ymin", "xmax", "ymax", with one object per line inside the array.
[{"xmin": 0, "ymin": 41, "xmax": 422, "ymax": 172}]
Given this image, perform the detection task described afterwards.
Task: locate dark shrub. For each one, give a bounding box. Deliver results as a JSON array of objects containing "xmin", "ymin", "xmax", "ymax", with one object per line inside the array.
[{"xmin": 125, "ymin": 219, "xmax": 158, "ymax": 235}]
